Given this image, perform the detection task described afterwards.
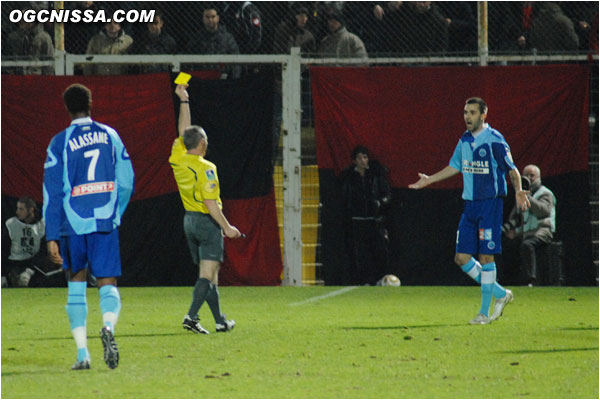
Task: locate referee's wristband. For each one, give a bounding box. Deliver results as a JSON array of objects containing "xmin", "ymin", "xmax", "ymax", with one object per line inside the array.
[{"xmin": 181, "ymin": 101, "xmax": 189, "ymax": 103}]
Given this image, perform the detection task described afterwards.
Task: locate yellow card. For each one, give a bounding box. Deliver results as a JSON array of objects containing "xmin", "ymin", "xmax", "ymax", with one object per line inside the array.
[{"xmin": 174, "ymin": 72, "xmax": 191, "ymax": 85}]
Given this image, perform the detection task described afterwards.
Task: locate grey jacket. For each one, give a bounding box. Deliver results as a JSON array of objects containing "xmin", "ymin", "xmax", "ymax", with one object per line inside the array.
[
  {"xmin": 84, "ymin": 29, "xmax": 133, "ymax": 75},
  {"xmin": 4, "ymin": 23, "xmax": 54, "ymax": 75},
  {"xmin": 318, "ymin": 27, "xmax": 368, "ymax": 63}
]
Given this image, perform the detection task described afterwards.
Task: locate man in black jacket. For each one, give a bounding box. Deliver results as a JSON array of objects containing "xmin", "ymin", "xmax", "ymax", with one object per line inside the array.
[
  {"xmin": 341, "ymin": 146, "xmax": 392, "ymax": 285},
  {"xmin": 186, "ymin": 6, "xmax": 241, "ymax": 79}
]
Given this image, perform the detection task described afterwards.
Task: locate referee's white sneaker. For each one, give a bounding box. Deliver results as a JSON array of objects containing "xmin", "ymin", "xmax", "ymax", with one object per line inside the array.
[
  {"xmin": 490, "ymin": 289, "xmax": 514, "ymax": 321},
  {"xmin": 216, "ymin": 319, "xmax": 235, "ymax": 332}
]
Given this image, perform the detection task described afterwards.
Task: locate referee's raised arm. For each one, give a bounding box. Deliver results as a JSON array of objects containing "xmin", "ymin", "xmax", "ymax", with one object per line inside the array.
[{"xmin": 175, "ymin": 84, "xmax": 190, "ymax": 137}]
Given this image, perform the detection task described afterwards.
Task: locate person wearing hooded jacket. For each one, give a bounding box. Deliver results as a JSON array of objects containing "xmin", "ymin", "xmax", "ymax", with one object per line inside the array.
[
  {"xmin": 84, "ymin": 20, "xmax": 133, "ymax": 76},
  {"xmin": 318, "ymin": 8, "xmax": 368, "ymax": 63}
]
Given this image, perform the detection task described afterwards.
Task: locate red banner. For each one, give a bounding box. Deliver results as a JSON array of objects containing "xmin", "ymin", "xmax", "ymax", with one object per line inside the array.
[
  {"xmin": 311, "ymin": 65, "xmax": 589, "ymax": 188},
  {"xmin": 221, "ymin": 189, "xmax": 283, "ymax": 285},
  {"xmin": 1, "ymin": 73, "xmax": 178, "ymax": 202}
]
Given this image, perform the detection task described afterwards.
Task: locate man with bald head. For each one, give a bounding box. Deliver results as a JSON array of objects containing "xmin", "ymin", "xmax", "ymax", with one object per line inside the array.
[{"xmin": 503, "ymin": 165, "xmax": 556, "ymax": 286}]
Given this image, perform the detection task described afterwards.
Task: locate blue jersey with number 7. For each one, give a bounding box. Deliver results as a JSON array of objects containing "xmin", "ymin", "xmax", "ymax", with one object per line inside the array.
[{"xmin": 43, "ymin": 117, "xmax": 134, "ymax": 241}]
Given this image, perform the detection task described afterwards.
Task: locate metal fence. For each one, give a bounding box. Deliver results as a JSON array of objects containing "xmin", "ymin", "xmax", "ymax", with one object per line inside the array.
[{"xmin": 1, "ymin": 1, "xmax": 598, "ymax": 64}]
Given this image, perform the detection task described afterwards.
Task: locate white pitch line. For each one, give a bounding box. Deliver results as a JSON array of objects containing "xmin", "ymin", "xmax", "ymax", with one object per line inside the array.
[{"xmin": 288, "ymin": 286, "xmax": 358, "ymax": 306}]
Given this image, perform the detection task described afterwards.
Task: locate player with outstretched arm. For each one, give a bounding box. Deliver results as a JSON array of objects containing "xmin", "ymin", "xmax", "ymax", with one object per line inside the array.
[
  {"xmin": 409, "ymin": 97, "xmax": 530, "ymax": 325},
  {"xmin": 169, "ymin": 83, "xmax": 241, "ymax": 334},
  {"xmin": 43, "ymin": 83, "xmax": 134, "ymax": 369}
]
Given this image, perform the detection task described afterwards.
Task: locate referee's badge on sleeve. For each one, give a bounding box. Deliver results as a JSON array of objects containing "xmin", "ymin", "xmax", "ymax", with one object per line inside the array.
[
  {"xmin": 204, "ymin": 182, "xmax": 217, "ymax": 193},
  {"xmin": 206, "ymin": 170, "xmax": 216, "ymax": 180}
]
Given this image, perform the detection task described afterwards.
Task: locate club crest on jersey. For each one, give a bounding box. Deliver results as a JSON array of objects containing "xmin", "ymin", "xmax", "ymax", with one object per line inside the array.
[
  {"xmin": 479, "ymin": 148, "xmax": 487, "ymax": 157},
  {"xmin": 205, "ymin": 170, "xmax": 216, "ymax": 180},
  {"xmin": 488, "ymin": 241, "xmax": 496, "ymax": 250}
]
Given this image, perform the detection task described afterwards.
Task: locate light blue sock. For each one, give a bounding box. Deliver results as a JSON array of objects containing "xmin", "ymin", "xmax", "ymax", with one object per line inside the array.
[
  {"xmin": 99, "ymin": 285, "xmax": 121, "ymax": 332},
  {"xmin": 460, "ymin": 258, "xmax": 481, "ymax": 283},
  {"xmin": 66, "ymin": 281, "xmax": 89, "ymax": 361},
  {"xmin": 493, "ymin": 279, "xmax": 507, "ymax": 299},
  {"xmin": 462, "ymin": 258, "xmax": 506, "ymax": 299},
  {"xmin": 479, "ymin": 263, "xmax": 497, "ymax": 316}
]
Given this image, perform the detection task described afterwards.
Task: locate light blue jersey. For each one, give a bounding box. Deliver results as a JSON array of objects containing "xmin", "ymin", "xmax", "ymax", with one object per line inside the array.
[
  {"xmin": 449, "ymin": 124, "xmax": 516, "ymax": 201},
  {"xmin": 43, "ymin": 117, "xmax": 134, "ymax": 240}
]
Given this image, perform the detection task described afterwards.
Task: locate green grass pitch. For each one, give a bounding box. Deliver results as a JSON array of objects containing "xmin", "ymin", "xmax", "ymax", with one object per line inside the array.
[{"xmin": 2, "ymin": 285, "xmax": 598, "ymax": 398}]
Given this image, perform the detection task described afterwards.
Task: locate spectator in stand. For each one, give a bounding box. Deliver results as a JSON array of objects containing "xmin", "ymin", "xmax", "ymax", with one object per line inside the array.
[
  {"xmin": 488, "ymin": 2, "xmax": 530, "ymax": 52},
  {"xmin": 220, "ymin": 1, "xmax": 262, "ymax": 54},
  {"xmin": 131, "ymin": 10, "xmax": 176, "ymax": 73},
  {"xmin": 395, "ymin": 1, "xmax": 448, "ymax": 54},
  {"xmin": 562, "ymin": 1, "xmax": 597, "ymax": 51},
  {"xmin": 272, "ymin": 6, "xmax": 316, "ymax": 160},
  {"xmin": 2, "ymin": 7, "xmax": 54, "ymax": 75},
  {"xmin": 502, "ymin": 165, "xmax": 556, "ymax": 286},
  {"xmin": 438, "ymin": 2, "xmax": 477, "ymax": 53},
  {"xmin": 186, "ymin": 5, "xmax": 241, "ymax": 79},
  {"xmin": 368, "ymin": 2, "xmax": 406, "ymax": 54},
  {"xmin": 65, "ymin": 2, "xmax": 100, "ymax": 55},
  {"xmin": 273, "ymin": 6, "xmax": 316, "ymax": 54},
  {"xmin": 528, "ymin": 2, "xmax": 579, "ymax": 52},
  {"xmin": 84, "ymin": 20, "xmax": 133, "ymax": 75},
  {"xmin": 318, "ymin": 7, "xmax": 368, "ymax": 62}
]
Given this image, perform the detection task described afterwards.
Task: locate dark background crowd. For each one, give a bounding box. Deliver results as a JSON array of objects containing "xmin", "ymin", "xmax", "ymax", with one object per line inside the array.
[{"xmin": 1, "ymin": 1, "xmax": 598, "ymax": 76}]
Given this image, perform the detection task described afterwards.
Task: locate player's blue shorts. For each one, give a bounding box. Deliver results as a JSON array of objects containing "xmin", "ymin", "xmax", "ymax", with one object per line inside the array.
[
  {"xmin": 456, "ymin": 198, "xmax": 503, "ymax": 255},
  {"xmin": 59, "ymin": 229, "xmax": 122, "ymax": 278}
]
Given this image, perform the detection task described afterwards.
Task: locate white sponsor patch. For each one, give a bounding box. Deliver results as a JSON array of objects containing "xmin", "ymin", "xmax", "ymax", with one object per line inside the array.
[{"xmin": 72, "ymin": 181, "xmax": 114, "ymax": 196}]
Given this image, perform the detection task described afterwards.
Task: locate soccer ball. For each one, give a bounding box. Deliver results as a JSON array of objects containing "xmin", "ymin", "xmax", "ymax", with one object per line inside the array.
[{"xmin": 377, "ymin": 274, "xmax": 401, "ymax": 287}]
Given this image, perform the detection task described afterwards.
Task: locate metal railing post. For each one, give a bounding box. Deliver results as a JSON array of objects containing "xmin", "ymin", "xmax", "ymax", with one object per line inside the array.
[{"xmin": 281, "ymin": 47, "xmax": 303, "ymax": 286}]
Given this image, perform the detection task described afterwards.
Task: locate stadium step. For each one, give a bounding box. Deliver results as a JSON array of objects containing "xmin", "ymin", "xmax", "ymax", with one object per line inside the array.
[{"xmin": 273, "ymin": 164, "xmax": 322, "ymax": 285}]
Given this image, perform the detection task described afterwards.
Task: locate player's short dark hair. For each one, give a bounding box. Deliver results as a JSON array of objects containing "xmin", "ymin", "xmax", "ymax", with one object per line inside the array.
[
  {"xmin": 465, "ymin": 97, "xmax": 488, "ymax": 114},
  {"xmin": 183, "ymin": 126, "xmax": 207, "ymax": 150},
  {"xmin": 351, "ymin": 145, "xmax": 369, "ymax": 160},
  {"xmin": 63, "ymin": 84, "xmax": 91, "ymax": 115}
]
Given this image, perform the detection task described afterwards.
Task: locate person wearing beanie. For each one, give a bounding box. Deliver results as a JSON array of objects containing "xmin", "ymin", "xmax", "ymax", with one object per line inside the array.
[{"xmin": 318, "ymin": 7, "xmax": 368, "ymax": 63}]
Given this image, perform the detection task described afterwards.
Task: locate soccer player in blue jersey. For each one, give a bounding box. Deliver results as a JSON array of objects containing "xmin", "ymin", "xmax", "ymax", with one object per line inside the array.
[
  {"xmin": 409, "ymin": 97, "xmax": 530, "ymax": 325},
  {"xmin": 43, "ymin": 83, "xmax": 134, "ymax": 369}
]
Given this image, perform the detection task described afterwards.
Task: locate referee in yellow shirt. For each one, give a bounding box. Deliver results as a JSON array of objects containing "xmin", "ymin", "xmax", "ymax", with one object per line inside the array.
[{"xmin": 170, "ymin": 84, "xmax": 241, "ymax": 334}]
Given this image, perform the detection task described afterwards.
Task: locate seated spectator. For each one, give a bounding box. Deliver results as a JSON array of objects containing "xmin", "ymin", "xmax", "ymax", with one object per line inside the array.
[
  {"xmin": 318, "ymin": 8, "xmax": 368, "ymax": 63},
  {"xmin": 84, "ymin": 20, "xmax": 133, "ymax": 75},
  {"xmin": 2, "ymin": 197, "xmax": 64, "ymax": 288},
  {"xmin": 131, "ymin": 10, "xmax": 176, "ymax": 73},
  {"xmin": 186, "ymin": 5, "xmax": 241, "ymax": 79},
  {"xmin": 2, "ymin": 7, "xmax": 54, "ymax": 75},
  {"xmin": 528, "ymin": 2, "xmax": 579, "ymax": 52},
  {"xmin": 502, "ymin": 165, "xmax": 556, "ymax": 286}
]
